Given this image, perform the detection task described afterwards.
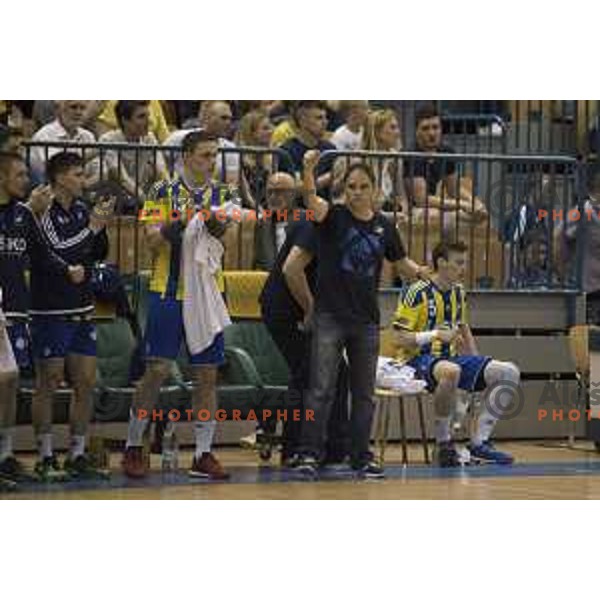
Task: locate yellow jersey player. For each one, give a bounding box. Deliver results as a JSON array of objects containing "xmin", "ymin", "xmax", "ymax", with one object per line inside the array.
[
  {"xmin": 122, "ymin": 130, "xmax": 237, "ymax": 480},
  {"xmin": 393, "ymin": 240, "xmax": 519, "ymax": 467}
]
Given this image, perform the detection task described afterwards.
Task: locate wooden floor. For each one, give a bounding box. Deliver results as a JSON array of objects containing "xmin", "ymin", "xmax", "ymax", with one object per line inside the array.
[{"xmin": 6, "ymin": 441, "xmax": 600, "ymax": 500}]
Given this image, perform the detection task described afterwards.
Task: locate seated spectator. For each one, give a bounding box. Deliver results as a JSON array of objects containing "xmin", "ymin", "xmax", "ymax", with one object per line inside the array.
[
  {"xmin": 30, "ymin": 101, "xmax": 96, "ymax": 183},
  {"xmin": 279, "ymin": 100, "xmax": 336, "ymax": 200},
  {"xmin": 271, "ymin": 101, "xmax": 299, "ymax": 147},
  {"xmin": 163, "ymin": 100, "xmax": 240, "ymax": 184},
  {"xmin": 236, "ymin": 109, "xmax": 275, "ymax": 207},
  {"xmin": 363, "ymin": 109, "xmax": 407, "ymax": 212},
  {"xmin": 94, "ymin": 100, "xmax": 170, "ymax": 142},
  {"xmin": 404, "ymin": 103, "xmax": 487, "ymax": 227},
  {"xmin": 331, "ymin": 101, "xmax": 369, "ymax": 151},
  {"xmin": 91, "ymin": 100, "xmax": 167, "ymax": 198},
  {"xmin": 254, "ymin": 172, "xmax": 297, "ymax": 271}
]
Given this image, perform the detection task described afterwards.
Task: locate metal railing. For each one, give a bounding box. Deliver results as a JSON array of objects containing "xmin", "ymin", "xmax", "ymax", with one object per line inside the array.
[
  {"xmin": 320, "ymin": 149, "xmax": 586, "ymax": 291},
  {"xmin": 22, "ymin": 140, "xmax": 588, "ymax": 291},
  {"xmin": 376, "ymin": 100, "xmax": 600, "ymax": 160}
]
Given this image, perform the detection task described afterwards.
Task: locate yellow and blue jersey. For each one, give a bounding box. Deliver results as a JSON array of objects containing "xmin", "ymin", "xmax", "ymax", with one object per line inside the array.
[
  {"xmin": 141, "ymin": 176, "xmax": 235, "ymax": 300},
  {"xmin": 392, "ymin": 279, "xmax": 468, "ymax": 362}
]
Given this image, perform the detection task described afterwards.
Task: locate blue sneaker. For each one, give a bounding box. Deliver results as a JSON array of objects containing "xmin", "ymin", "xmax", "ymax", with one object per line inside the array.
[{"xmin": 468, "ymin": 441, "xmax": 514, "ymax": 465}]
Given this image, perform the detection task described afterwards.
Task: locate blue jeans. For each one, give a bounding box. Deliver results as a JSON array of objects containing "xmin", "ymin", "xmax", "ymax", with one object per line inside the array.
[
  {"xmin": 301, "ymin": 313, "xmax": 379, "ymax": 465},
  {"xmin": 263, "ymin": 313, "xmax": 350, "ymax": 460}
]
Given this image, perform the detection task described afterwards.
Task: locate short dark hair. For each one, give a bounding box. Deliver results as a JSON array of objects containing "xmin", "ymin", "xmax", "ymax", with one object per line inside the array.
[
  {"xmin": 415, "ymin": 102, "xmax": 441, "ymax": 127},
  {"xmin": 46, "ymin": 152, "xmax": 83, "ymax": 185},
  {"xmin": 115, "ymin": 100, "xmax": 150, "ymax": 129},
  {"xmin": 0, "ymin": 151, "xmax": 24, "ymax": 178},
  {"xmin": 181, "ymin": 130, "xmax": 218, "ymax": 155},
  {"xmin": 432, "ymin": 240, "xmax": 468, "ymax": 270}
]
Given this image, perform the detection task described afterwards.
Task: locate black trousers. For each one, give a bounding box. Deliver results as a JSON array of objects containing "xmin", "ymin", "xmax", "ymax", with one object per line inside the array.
[{"xmin": 263, "ymin": 313, "xmax": 350, "ymax": 461}]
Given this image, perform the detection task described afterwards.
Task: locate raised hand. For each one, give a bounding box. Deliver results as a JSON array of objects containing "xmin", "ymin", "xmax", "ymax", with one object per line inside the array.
[
  {"xmin": 303, "ymin": 149, "xmax": 321, "ymax": 173},
  {"xmin": 28, "ymin": 185, "xmax": 53, "ymax": 217},
  {"xmin": 67, "ymin": 265, "xmax": 86, "ymax": 284}
]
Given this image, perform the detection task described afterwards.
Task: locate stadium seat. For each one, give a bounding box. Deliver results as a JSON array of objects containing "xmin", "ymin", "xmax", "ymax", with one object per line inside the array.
[
  {"xmin": 95, "ymin": 318, "xmax": 186, "ymax": 422},
  {"xmin": 223, "ymin": 321, "xmax": 289, "ymax": 409},
  {"xmin": 223, "ymin": 271, "xmax": 268, "ymax": 319}
]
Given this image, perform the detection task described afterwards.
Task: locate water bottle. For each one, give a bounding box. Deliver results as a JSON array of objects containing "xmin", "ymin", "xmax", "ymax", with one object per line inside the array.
[{"xmin": 161, "ymin": 424, "xmax": 179, "ymax": 472}]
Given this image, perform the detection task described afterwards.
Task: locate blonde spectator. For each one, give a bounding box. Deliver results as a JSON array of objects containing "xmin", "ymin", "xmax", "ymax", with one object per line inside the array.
[
  {"xmin": 331, "ymin": 101, "xmax": 369, "ymax": 151},
  {"xmin": 235, "ymin": 109, "xmax": 276, "ymax": 207}
]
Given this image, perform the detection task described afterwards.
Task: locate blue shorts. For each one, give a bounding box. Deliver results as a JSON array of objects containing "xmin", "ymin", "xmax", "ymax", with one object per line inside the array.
[
  {"xmin": 408, "ymin": 354, "xmax": 493, "ymax": 393},
  {"xmin": 31, "ymin": 316, "xmax": 97, "ymax": 360},
  {"xmin": 7, "ymin": 322, "xmax": 33, "ymax": 371},
  {"xmin": 144, "ymin": 293, "xmax": 225, "ymax": 366}
]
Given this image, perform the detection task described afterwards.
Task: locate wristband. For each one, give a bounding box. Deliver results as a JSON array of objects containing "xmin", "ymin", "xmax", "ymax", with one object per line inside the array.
[{"xmin": 415, "ymin": 330, "xmax": 439, "ymax": 346}]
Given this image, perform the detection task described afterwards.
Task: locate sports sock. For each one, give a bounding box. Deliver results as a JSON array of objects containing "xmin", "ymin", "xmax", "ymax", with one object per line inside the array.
[
  {"xmin": 194, "ymin": 421, "xmax": 216, "ymax": 458},
  {"xmin": 126, "ymin": 408, "xmax": 149, "ymax": 448},
  {"xmin": 71, "ymin": 435, "xmax": 85, "ymax": 458},
  {"xmin": 434, "ymin": 418, "xmax": 452, "ymax": 444},
  {"xmin": 0, "ymin": 428, "xmax": 14, "ymax": 461},
  {"xmin": 38, "ymin": 433, "xmax": 53, "ymax": 459}
]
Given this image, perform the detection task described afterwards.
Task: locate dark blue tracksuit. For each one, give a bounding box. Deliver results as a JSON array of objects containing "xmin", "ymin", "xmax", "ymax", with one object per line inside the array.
[
  {"xmin": 29, "ymin": 199, "xmax": 108, "ymax": 360},
  {"xmin": 0, "ymin": 199, "xmax": 69, "ymax": 368}
]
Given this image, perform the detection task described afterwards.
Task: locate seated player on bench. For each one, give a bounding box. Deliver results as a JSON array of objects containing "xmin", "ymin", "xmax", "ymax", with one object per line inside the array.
[{"xmin": 392, "ymin": 240, "xmax": 519, "ymax": 467}]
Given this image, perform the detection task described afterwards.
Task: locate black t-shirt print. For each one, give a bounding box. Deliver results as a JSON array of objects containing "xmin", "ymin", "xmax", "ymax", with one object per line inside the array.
[{"xmin": 316, "ymin": 205, "xmax": 406, "ymax": 325}]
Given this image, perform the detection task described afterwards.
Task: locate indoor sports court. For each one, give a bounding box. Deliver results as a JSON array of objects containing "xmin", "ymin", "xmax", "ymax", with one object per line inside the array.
[{"xmin": 2, "ymin": 99, "xmax": 600, "ymax": 500}]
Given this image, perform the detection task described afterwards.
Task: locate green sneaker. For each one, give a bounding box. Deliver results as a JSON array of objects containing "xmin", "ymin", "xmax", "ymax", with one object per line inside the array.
[
  {"xmin": 64, "ymin": 454, "xmax": 110, "ymax": 480},
  {"xmin": 34, "ymin": 455, "xmax": 69, "ymax": 482}
]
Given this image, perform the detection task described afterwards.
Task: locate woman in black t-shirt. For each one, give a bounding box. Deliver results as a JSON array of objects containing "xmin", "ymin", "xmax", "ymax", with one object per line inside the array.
[{"xmin": 294, "ymin": 150, "xmax": 426, "ymax": 478}]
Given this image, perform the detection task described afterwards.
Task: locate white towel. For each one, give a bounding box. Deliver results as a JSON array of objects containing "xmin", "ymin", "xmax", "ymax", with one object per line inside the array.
[
  {"xmin": 376, "ymin": 357, "xmax": 427, "ymax": 394},
  {"xmin": 181, "ymin": 214, "xmax": 231, "ymax": 356}
]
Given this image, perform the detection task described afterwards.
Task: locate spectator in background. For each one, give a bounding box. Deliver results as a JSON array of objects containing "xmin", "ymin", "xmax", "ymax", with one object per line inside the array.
[
  {"xmin": 164, "ymin": 101, "xmax": 241, "ymax": 184},
  {"xmin": 236, "ymin": 109, "xmax": 275, "ymax": 207},
  {"xmin": 404, "ymin": 103, "xmax": 487, "ymax": 227},
  {"xmin": 331, "ymin": 101, "xmax": 369, "ymax": 151},
  {"xmin": 91, "ymin": 100, "xmax": 167, "ymax": 198},
  {"xmin": 254, "ymin": 172, "xmax": 297, "ymax": 271},
  {"xmin": 30, "ymin": 101, "xmax": 96, "ymax": 183},
  {"xmin": 271, "ymin": 101, "xmax": 299, "ymax": 147},
  {"xmin": 94, "ymin": 100, "xmax": 170, "ymax": 142},
  {"xmin": 280, "ymin": 101, "xmax": 336, "ymax": 200},
  {"xmin": 363, "ymin": 109, "xmax": 406, "ymax": 212}
]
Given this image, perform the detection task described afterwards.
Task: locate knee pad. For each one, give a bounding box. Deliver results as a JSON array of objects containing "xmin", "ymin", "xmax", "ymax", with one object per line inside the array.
[{"xmin": 485, "ymin": 360, "xmax": 520, "ymax": 387}]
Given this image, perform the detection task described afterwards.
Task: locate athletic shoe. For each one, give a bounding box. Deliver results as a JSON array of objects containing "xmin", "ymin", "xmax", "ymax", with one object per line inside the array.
[
  {"xmin": 434, "ymin": 441, "xmax": 462, "ymax": 468},
  {"xmin": 0, "ymin": 456, "xmax": 30, "ymax": 482},
  {"xmin": 281, "ymin": 453, "xmax": 301, "ymax": 468},
  {"xmin": 64, "ymin": 454, "xmax": 109, "ymax": 479},
  {"xmin": 292, "ymin": 456, "xmax": 319, "ymax": 479},
  {"xmin": 122, "ymin": 446, "xmax": 147, "ymax": 479},
  {"xmin": 467, "ymin": 441, "xmax": 514, "ymax": 465},
  {"xmin": 188, "ymin": 453, "xmax": 230, "ymax": 480},
  {"xmin": 34, "ymin": 455, "xmax": 68, "ymax": 482},
  {"xmin": 352, "ymin": 459, "xmax": 385, "ymax": 479}
]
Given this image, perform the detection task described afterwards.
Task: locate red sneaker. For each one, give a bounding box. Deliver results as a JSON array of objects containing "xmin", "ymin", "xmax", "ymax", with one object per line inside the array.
[
  {"xmin": 188, "ymin": 453, "xmax": 230, "ymax": 480},
  {"xmin": 122, "ymin": 446, "xmax": 147, "ymax": 479}
]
